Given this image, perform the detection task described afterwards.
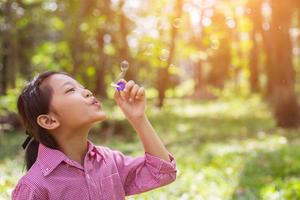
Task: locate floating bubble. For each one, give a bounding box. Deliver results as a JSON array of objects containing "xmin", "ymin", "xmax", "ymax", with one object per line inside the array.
[
  {"xmin": 93, "ymin": 10, "xmax": 101, "ymax": 17},
  {"xmin": 79, "ymin": 23, "xmax": 89, "ymax": 32},
  {"xmin": 210, "ymin": 39, "xmax": 219, "ymax": 50},
  {"xmin": 43, "ymin": 2, "xmax": 58, "ymax": 11},
  {"xmin": 173, "ymin": 18, "xmax": 182, "ymax": 28},
  {"xmin": 293, "ymin": 47, "xmax": 300, "ymax": 55},
  {"xmin": 202, "ymin": 17, "xmax": 212, "ymax": 27},
  {"xmin": 144, "ymin": 44, "xmax": 154, "ymax": 56},
  {"xmin": 157, "ymin": 19, "xmax": 169, "ymax": 31},
  {"xmin": 262, "ymin": 2, "xmax": 272, "ymax": 18},
  {"xmin": 246, "ymin": 8, "xmax": 252, "ymax": 15},
  {"xmin": 120, "ymin": 60, "xmax": 129, "ymax": 72},
  {"xmin": 226, "ymin": 18, "xmax": 235, "ymax": 29},
  {"xmin": 236, "ymin": 5, "xmax": 244, "ymax": 16},
  {"xmin": 199, "ymin": 51, "xmax": 208, "ymax": 60},
  {"xmin": 168, "ymin": 64, "xmax": 178, "ymax": 74},
  {"xmin": 241, "ymin": 32, "xmax": 249, "ymax": 41},
  {"xmin": 111, "ymin": 61, "xmax": 129, "ymax": 91},
  {"xmin": 199, "ymin": 0, "xmax": 214, "ymax": 9},
  {"xmin": 103, "ymin": 34, "xmax": 112, "ymax": 44},
  {"xmin": 262, "ymin": 22, "xmax": 270, "ymax": 31},
  {"xmin": 290, "ymin": 28, "xmax": 300, "ymax": 38},
  {"xmin": 159, "ymin": 49, "xmax": 170, "ymax": 61}
]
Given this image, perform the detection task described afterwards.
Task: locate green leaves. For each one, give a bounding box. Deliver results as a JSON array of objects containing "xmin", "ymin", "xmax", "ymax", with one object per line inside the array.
[{"xmin": 1, "ymin": 98, "xmax": 300, "ymax": 199}]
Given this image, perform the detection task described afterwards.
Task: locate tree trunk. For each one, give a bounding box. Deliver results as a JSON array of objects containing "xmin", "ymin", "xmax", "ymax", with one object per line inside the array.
[
  {"xmin": 95, "ymin": 66, "xmax": 107, "ymax": 98},
  {"xmin": 249, "ymin": 31, "xmax": 259, "ymax": 93},
  {"xmin": 157, "ymin": 0, "xmax": 183, "ymax": 107},
  {"xmin": 1, "ymin": 1, "xmax": 13, "ymax": 95},
  {"xmin": 95, "ymin": 31, "xmax": 108, "ymax": 98},
  {"xmin": 68, "ymin": 0, "xmax": 91, "ymax": 77},
  {"xmin": 0, "ymin": 43, "xmax": 8, "ymax": 95},
  {"xmin": 267, "ymin": 0, "xmax": 299, "ymax": 127},
  {"xmin": 248, "ymin": 0, "xmax": 263, "ymax": 93}
]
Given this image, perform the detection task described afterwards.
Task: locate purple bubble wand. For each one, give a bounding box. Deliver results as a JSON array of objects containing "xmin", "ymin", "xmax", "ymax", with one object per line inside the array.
[{"xmin": 110, "ymin": 60, "xmax": 129, "ymax": 91}]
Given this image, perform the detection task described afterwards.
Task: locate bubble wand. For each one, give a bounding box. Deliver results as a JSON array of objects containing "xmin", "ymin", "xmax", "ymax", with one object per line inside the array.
[{"xmin": 110, "ymin": 60, "xmax": 129, "ymax": 91}]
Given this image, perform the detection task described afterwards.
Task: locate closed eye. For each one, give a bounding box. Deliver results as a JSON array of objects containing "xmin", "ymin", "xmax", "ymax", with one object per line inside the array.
[{"xmin": 65, "ymin": 87, "xmax": 75, "ymax": 93}]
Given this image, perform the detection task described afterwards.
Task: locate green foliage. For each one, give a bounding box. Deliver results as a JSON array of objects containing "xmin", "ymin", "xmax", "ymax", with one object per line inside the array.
[
  {"xmin": 1, "ymin": 0, "xmax": 300, "ymax": 198},
  {"xmin": 1, "ymin": 97, "xmax": 300, "ymax": 199},
  {"xmin": 0, "ymin": 78, "xmax": 26, "ymax": 115},
  {"xmin": 31, "ymin": 41, "xmax": 71, "ymax": 72}
]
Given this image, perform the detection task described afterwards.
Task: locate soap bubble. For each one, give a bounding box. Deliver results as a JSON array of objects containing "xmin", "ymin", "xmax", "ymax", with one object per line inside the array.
[
  {"xmin": 144, "ymin": 44, "xmax": 154, "ymax": 56},
  {"xmin": 262, "ymin": 22, "xmax": 270, "ymax": 31},
  {"xmin": 157, "ymin": 19, "xmax": 169, "ymax": 31},
  {"xmin": 120, "ymin": 60, "xmax": 129, "ymax": 71},
  {"xmin": 199, "ymin": 0, "xmax": 214, "ymax": 9},
  {"xmin": 246, "ymin": 8, "xmax": 252, "ymax": 15},
  {"xmin": 173, "ymin": 18, "xmax": 182, "ymax": 28},
  {"xmin": 111, "ymin": 60, "xmax": 129, "ymax": 89},
  {"xmin": 159, "ymin": 49, "xmax": 170, "ymax": 61},
  {"xmin": 293, "ymin": 47, "xmax": 300, "ymax": 55},
  {"xmin": 210, "ymin": 39, "xmax": 219, "ymax": 50},
  {"xmin": 103, "ymin": 34, "xmax": 112, "ymax": 44},
  {"xmin": 226, "ymin": 18, "xmax": 235, "ymax": 29},
  {"xmin": 202, "ymin": 17, "xmax": 212, "ymax": 27}
]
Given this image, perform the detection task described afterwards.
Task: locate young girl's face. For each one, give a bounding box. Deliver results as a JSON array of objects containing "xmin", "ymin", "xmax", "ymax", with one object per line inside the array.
[{"xmin": 44, "ymin": 73, "xmax": 106, "ymax": 130}]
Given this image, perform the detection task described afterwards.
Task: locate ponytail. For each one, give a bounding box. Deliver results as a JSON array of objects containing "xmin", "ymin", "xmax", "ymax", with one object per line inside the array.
[
  {"xmin": 23, "ymin": 137, "xmax": 39, "ymax": 171},
  {"xmin": 22, "ymin": 129, "xmax": 58, "ymax": 170}
]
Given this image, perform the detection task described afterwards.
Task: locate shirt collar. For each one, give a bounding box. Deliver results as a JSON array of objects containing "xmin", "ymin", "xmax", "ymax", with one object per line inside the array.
[{"xmin": 37, "ymin": 140, "xmax": 102, "ymax": 176}]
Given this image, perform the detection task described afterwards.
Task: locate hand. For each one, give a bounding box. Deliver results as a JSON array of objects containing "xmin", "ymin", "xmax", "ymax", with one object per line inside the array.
[{"xmin": 114, "ymin": 79, "xmax": 146, "ymax": 122}]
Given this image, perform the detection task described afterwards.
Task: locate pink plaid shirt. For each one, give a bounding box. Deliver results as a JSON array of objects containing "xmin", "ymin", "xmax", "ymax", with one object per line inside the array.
[{"xmin": 12, "ymin": 140, "xmax": 177, "ymax": 200}]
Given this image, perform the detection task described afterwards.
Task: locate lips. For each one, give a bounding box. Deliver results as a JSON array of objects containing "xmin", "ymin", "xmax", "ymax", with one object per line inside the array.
[{"xmin": 90, "ymin": 98, "xmax": 101, "ymax": 109}]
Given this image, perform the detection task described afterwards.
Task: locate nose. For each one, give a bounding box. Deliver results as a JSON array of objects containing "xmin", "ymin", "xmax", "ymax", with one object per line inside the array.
[{"xmin": 84, "ymin": 88, "xmax": 93, "ymax": 98}]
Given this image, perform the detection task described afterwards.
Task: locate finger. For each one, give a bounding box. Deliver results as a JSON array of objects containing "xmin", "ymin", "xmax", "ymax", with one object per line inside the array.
[
  {"xmin": 114, "ymin": 90, "xmax": 125, "ymax": 104},
  {"xmin": 129, "ymin": 84, "xmax": 139, "ymax": 101},
  {"xmin": 118, "ymin": 79, "xmax": 127, "ymax": 84},
  {"xmin": 124, "ymin": 80, "xmax": 135, "ymax": 92},
  {"xmin": 124, "ymin": 80, "xmax": 135, "ymax": 96},
  {"xmin": 136, "ymin": 87, "xmax": 145, "ymax": 100}
]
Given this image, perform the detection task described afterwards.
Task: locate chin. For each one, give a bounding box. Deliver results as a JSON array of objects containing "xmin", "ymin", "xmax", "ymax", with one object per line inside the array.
[
  {"xmin": 93, "ymin": 111, "xmax": 107, "ymax": 122},
  {"xmin": 83, "ymin": 110, "xmax": 106, "ymax": 126}
]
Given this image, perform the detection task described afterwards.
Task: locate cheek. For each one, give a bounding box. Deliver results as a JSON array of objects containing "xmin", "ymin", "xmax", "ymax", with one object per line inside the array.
[{"xmin": 52, "ymin": 95, "xmax": 88, "ymax": 121}]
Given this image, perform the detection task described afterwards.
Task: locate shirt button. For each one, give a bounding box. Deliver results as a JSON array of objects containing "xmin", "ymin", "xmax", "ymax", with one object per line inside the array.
[{"xmin": 44, "ymin": 168, "xmax": 50, "ymax": 175}]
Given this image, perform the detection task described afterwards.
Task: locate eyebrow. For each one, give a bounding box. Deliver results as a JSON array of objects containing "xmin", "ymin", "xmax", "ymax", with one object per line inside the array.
[
  {"xmin": 61, "ymin": 81, "xmax": 74, "ymax": 88},
  {"xmin": 61, "ymin": 81, "xmax": 84, "ymax": 88}
]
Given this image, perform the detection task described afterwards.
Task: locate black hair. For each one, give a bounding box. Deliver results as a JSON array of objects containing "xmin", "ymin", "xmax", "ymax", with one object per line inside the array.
[{"xmin": 17, "ymin": 71, "xmax": 70, "ymax": 170}]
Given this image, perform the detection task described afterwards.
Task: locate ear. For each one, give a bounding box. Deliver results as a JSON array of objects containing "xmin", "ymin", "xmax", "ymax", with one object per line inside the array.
[{"xmin": 36, "ymin": 114, "xmax": 60, "ymax": 130}]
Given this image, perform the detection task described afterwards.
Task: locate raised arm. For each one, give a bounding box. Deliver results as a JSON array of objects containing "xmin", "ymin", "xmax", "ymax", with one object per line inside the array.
[{"xmin": 114, "ymin": 80, "xmax": 170, "ymax": 162}]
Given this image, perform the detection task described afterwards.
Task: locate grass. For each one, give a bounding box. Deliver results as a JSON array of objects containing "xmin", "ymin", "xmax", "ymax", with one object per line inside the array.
[{"xmin": 1, "ymin": 96, "xmax": 300, "ymax": 199}]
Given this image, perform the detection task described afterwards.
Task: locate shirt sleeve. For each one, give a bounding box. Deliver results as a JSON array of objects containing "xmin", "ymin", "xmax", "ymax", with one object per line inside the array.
[
  {"xmin": 108, "ymin": 149, "xmax": 177, "ymax": 196},
  {"xmin": 11, "ymin": 182, "xmax": 40, "ymax": 200}
]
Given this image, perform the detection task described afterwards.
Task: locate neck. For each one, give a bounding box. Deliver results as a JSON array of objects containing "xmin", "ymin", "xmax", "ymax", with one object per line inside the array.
[{"xmin": 53, "ymin": 126, "xmax": 91, "ymax": 167}]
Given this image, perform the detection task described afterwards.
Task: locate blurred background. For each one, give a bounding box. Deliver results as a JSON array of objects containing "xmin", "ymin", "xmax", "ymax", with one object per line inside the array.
[{"xmin": 1, "ymin": 0, "xmax": 300, "ymax": 199}]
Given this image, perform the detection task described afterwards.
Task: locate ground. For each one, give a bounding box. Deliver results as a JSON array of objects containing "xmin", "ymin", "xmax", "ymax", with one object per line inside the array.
[{"xmin": 1, "ymin": 96, "xmax": 300, "ymax": 200}]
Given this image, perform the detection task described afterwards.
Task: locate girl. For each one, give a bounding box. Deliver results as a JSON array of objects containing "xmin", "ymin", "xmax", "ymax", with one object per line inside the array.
[{"xmin": 12, "ymin": 71, "xmax": 176, "ymax": 200}]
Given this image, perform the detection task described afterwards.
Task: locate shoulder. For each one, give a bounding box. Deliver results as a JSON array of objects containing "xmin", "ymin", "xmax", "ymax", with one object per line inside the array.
[
  {"xmin": 95, "ymin": 145, "xmax": 119, "ymax": 157},
  {"xmin": 94, "ymin": 145, "xmax": 131, "ymax": 165},
  {"xmin": 12, "ymin": 177, "xmax": 41, "ymax": 199},
  {"xmin": 12, "ymin": 179, "xmax": 38, "ymax": 199},
  {"xmin": 12, "ymin": 163, "xmax": 46, "ymax": 199}
]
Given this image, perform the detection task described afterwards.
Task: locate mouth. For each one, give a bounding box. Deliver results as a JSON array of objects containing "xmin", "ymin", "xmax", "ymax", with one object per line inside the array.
[{"xmin": 90, "ymin": 98, "xmax": 101, "ymax": 109}]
